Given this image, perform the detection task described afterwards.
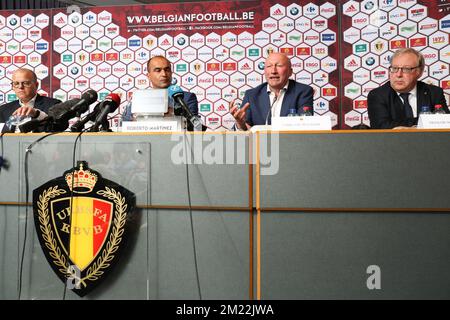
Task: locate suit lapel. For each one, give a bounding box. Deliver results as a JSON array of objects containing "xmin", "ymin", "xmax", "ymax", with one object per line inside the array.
[
  {"xmin": 33, "ymin": 94, "xmax": 43, "ymax": 109},
  {"xmin": 258, "ymin": 84, "xmax": 271, "ymax": 124},
  {"xmin": 280, "ymin": 80, "xmax": 293, "ymax": 117},
  {"xmin": 416, "ymin": 82, "xmax": 430, "ymax": 114}
]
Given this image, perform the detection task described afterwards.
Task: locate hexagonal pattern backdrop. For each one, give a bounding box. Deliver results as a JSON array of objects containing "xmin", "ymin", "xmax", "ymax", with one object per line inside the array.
[
  {"xmin": 341, "ymin": 0, "xmax": 450, "ymax": 128},
  {"xmin": 0, "ymin": 10, "xmax": 51, "ymax": 104},
  {"xmin": 0, "ymin": 0, "xmax": 448, "ymax": 130},
  {"xmin": 50, "ymin": 0, "xmax": 339, "ymax": 130}
]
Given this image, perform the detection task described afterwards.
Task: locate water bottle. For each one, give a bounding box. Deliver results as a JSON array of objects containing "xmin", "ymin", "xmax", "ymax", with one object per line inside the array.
[
  {"xmin": 302, "ymin": 106, "xmax": 313, "ymax": 116},
  {"xmin": 419, "ymin": 105, "xmax": 432, "ymax": 115},
  {"xmin": 287, "ymin": 108, "xmax": 298, "ymax": 117},
  {"xmin": 434, "ymin": 104, "xmax": 446, "ymax": 114},
  {"xmin": 5, "ymin": 114, "xmax": 31, "ymax": 132}
]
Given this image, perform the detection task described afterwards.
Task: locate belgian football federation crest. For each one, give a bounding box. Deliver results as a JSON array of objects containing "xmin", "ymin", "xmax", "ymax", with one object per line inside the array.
[{"xmin": 33, "ymin": 161, "xmax": 135, "ymax": 297}]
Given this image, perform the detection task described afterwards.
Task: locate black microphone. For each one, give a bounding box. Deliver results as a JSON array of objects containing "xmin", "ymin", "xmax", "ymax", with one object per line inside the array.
[
  {"xmin": 265, "ymin": 94, "xmax": 278, "ymax": 125},
  {"xmin": 18, "ymin": 118, "xmax": 51, "ymax": 133},
  {"xmin": 50, "ymin": 89, "xmax": 98, "ymax": 124},
  {"xmin": 168, "ymin": 85, "xmax": 202, "ymax": 131},
  {"xmin": 89, "ymin": 93, "xmax": 121, "ymax": 132},
  {"xmin": 70, "ymin": 101, "xmax": 104, "ymax": 132}
]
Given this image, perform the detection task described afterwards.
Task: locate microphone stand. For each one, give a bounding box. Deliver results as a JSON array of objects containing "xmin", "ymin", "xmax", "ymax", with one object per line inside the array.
[{"xmin": 265, "ymin": 94, "xmax": 278, "ymax": 125}]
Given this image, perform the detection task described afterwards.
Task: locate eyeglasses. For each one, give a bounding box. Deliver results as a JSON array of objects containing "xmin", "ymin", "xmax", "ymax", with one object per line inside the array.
[
  {"xmin": 388, "ymin": 66, "xmax": 420, "ymax": 74},
  {"xmin": 11, "ymin": 81, "xmax": 34, "ymax": 88}
]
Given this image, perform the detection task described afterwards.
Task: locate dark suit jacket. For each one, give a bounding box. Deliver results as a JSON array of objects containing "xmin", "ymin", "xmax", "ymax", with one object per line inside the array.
[
  {"xmin": 122, "ymin": 90, "xmax": 198, "ymax": 121},
  {"xmin": 367, "ymin": 81, "xmax": 449, "ymax": 129},
  {"xmin": 0, "ymin": 94, "xmax": 61, "ymax": 123},
  {"xmin": 242, "ymin": 80, "xmax": 314, "ymax": 126}
]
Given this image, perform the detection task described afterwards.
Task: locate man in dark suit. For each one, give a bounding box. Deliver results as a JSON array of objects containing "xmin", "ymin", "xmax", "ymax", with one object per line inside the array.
[
  {"xmin": 0, "ymin": 68, "xmax": 61, "ymax": 125},
  {"xmin": 122, "ymin": 55, "xmax": 198, "ymax": 123},
  {"xmin": 368, "ymin": 48, "xmax": 449, "ymax": 129},
  {"xmin": 230, "ymin": 52, "xmax": 314, "ymax": 130}
]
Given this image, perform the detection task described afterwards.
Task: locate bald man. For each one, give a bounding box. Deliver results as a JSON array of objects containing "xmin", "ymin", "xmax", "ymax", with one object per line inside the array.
[
  {"xmin": 230, "ymin": 52, "xmax": 313, "ymax": 130},
  {"xmin": 122, "ymin": 56, "xmax": 198, "ymax": 123},
  {"xmin": 0, "ymin": 68, "xmax": 61, "ymax": 124}
]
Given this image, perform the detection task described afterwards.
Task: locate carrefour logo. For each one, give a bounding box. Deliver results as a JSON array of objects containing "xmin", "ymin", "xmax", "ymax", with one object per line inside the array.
[
  {"xmin": 138, "ymin": 51, "xmax": 147, "ymax": 58},
  {"xmin": 185, "ymin": 76, "xmax": 194, "ymax": 84}
]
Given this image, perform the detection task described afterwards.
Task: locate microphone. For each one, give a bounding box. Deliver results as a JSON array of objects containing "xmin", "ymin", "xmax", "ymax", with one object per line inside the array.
[
  {"xmin": 18, "ymin": 117, "xmax": 52, "ymax": 133},
  {"xmin": 47, "ymin": 98, "xmax": 81, "ymax": 118},
  {"xmin": 89, "ymin": 93, "xmax": 121, "ymax": 132},
  {"xmin": 167, "ymin": 85, "xmax": 202, "ymax": 131},
  {"xmin": 48, "ymin": 90, "xmax": 98, "ymax": 131},
  {"xmin": 265, "ymin": 94, "xmax": 278, "ymax": 125}
]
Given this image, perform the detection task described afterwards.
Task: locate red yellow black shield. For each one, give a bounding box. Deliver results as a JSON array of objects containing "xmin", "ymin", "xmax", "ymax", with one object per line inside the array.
[{"xmin": 33, "ymin": 161, "xmax": 135, "ymax": 297}]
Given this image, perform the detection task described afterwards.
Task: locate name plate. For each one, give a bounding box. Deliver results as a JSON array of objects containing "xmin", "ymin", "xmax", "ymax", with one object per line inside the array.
[
  {"xmin": 271, "ymin": 115, "xmax": 332, "ymax": 131},
  {"xmin": 417, "ymin": 114, "xmax": 450, "ymax": 129},
  {"xmin": 121, "ymin": 119, "xmax": 182, "ymax": 132}
]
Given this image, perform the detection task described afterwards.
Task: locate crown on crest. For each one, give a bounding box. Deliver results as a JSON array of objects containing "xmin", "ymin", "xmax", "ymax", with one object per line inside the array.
[{"xmin": 65, "ymin": 162, "xmax": 97, "ymax": 193}]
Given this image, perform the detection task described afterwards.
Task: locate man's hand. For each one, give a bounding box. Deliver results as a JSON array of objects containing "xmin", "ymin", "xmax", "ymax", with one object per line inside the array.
[
  {"xmin": 229, "ymin": 99, "xmax": 250, "ymax": 130},
  {"xmin": 164, "ymin": 106, "xmax": 174, "ymax": 117},
  {"xmin": 12, "ymin": 106, "xmax": 39, "ymax": 118}
]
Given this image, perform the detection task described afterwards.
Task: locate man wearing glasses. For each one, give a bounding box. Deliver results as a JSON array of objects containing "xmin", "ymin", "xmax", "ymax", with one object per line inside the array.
[
  {"xmin": 368, "ymin": 48, "xmax": 448, "ymax": 129},
  {"xmin": 0, "ymin": 68, "xmax": 61, "ymax": 125}
]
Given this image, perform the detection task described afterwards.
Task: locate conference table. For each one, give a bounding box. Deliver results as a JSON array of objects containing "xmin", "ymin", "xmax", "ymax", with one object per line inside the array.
[{"xmin": 0, "ymin": 129, "xmax": 449, "ymax": 299}]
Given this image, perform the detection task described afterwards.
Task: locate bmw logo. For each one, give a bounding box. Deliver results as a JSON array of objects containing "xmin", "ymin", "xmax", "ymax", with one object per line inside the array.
[
  {"xmin": 71, "ymin": 15, "xmax": 80, "ymax": 23},
  {"xmin": 10, "ymin": 18, "xmax": 18, "ymax": 26},
  {"xmin": 364, "ymin": 1, "xmax": 375, "ymax": 10},
  {"xmin": 171, "ymin": 78, "xmax": 178, "ymax": 85},
  {"xmin": 71, "ymin": 67, "xmax": 79, "ymax": 75},
  {"xmin": 258, "ymin": 62, "xmax": 265, "ymax": 70},
  {"xmin": 366, "ymin": 57, "xmax": 375, "ymax": 66},
  {"xmin": 177, "ymin": 38, "xmax": 186, "ymax": 45},
  {"xmin": 290, "ymin": 7, "xmax": 299, "ymax": 16}
]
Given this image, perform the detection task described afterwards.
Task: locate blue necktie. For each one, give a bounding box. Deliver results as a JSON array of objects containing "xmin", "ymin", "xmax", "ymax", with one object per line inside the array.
[{"xmin": 400, "ymin": 93, "xmax": 413, "ymax": 118}]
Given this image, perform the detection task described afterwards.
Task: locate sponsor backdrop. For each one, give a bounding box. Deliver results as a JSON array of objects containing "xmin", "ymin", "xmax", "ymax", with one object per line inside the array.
[
  {"xmin": 0, "ymin": 0, "xmax": 448, "ymax": 130},
  {"xmin": 341, "ymin": 0, "xmax": 450, "ymax": 128},
  {"xmin": 0, "ymin": 10, "xmax": 52, "ymax": 104}
]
